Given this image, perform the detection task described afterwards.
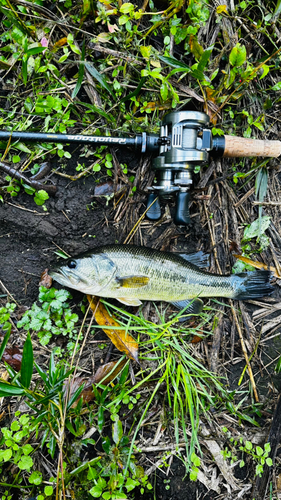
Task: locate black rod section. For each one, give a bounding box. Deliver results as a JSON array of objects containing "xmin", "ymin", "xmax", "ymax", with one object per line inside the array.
[
  {"xmin": 211, "ymin": 135, "xmax": 225, "ymax": 157},
  {"xmin": 0, "ymin": 130, "xmax": 160, "ymax": 152},
  {"xmin": 0, "ymin": 130, "xmax": 136, "ymax": 146}
]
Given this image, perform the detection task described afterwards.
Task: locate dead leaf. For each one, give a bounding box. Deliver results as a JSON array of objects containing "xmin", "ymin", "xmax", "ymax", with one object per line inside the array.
[
  {"xmin": 229, "ymin": 240, "xmax": 241, "ymax": 254},
  {"xmin": 39, "ymin": 269, "xmax": 53, "ymax": 288},
  {"xmin": 191, "ymin": 335, "xmax": 204, "ymax": 344},
  {"xmin": 2, "ymin": 346, "xmax": 22, "ymax": 371},
  {"xmin": 204, "ymin": 88, "xmax": 220, "ymax": 125},
  {"xmin": 64, "ymin": 376, "xmax": 95, "ymax": 407},
  {"xmin": 142, "ymin": 101, "xmax": 171, "ymax": 111},
  {"xmin": 65, "ymin": 360, "xmax": 126, "ymax": 407},
  {"xmin": 93, "ymin": 181, "xmax": 125, "ymax": 198},
  {"xmin": 233, "ymin": 254, "xmax": 281, "ymax": 278},
  {"xmin": 93, "ymin": 359, "xmax": 127, "ymax": 384},
  {"xmin": 177, "ymin": 84, "xmax": 204, "ymax": 102},
  {"xmin": 52, "ymin": 38, "xmax": 68, "ymax": 50},
  {"xmin": 88, "ymin": 296, "xmax": 139, "ymax": 363}
]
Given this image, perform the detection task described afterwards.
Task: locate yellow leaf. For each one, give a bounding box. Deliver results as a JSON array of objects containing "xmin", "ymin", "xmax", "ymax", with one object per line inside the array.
[
  {"xmin": 189, "ymin": 35, "xmax": 204, "ymax": 60},
  {"xmin": 151, "ymin": 59, "xmax": 161, "ymax": 68},
  {"xmin": 233, "ymin": 255, "xmax": 281, "ymax": 278},
  {"xmin": 216, "ymin": 5, "xmax": 228, "ymax": 14},
  {"xmin": 88, "ymin": 296, "xmax": 139, "ymax": 363},
  {"xmin": 140, "ymin": 45, "xmax": 152, "ymax": 59},
  {"xmin": 96, "ymin": 33, "xmax": 112, "ymax": 43}
]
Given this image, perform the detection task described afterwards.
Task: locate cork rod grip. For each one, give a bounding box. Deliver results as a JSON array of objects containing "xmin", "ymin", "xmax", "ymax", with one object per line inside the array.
[{"xmin": 223, "ymin": 135, "xmax": 281, "ymax": 158}]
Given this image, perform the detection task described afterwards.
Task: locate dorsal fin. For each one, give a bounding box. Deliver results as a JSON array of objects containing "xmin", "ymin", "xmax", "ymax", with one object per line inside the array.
[{"xmin": 179, "ymin": 251, "xmax": 209, "ymax": 269}]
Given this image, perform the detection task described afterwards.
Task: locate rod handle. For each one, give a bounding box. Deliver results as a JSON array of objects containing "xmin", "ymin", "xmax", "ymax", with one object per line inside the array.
[{"xmin": 223, "ymin": 135, "xmax": 281, "ymax": 158}]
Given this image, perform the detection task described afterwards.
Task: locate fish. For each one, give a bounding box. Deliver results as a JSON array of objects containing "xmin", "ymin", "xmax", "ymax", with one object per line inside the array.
[{"xmin": 49, "ymin": 245, "xmax": 274, "ymax": 315}]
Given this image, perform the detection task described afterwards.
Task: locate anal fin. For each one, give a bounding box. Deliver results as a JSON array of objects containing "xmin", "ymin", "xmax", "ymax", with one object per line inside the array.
[
  {"xmin": 117, "ymin": 297, "xmax": 142, "ymax": 306},
  {"xmin": 171, "ymin": 298, "xmax": 203, "ymax": 315}
]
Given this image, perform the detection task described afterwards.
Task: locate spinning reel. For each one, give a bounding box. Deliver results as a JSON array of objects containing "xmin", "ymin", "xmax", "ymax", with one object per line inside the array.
[{"xmin": 0, "ymin": 110, "xmax": 280, "ymax": 225}]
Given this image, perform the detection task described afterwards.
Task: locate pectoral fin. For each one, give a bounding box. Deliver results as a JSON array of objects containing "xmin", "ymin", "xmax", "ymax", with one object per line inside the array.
[
  {"xmin": 117, "ymin": 297, "xmax": 142, "ymax": 306},
  {"xmin": 171, "ymin": 298, "xmax": 203, "ymax": 315},
  {"xmin": 116, "ymin": 276, "xmax": 149, "ymax": 288}
]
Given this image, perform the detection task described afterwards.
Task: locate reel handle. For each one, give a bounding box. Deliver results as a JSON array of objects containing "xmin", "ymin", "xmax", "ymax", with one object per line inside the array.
[
  {"xmin": 222, "ymin": 135, "xmax": 281, "ymax": 158},
  {"xmin": 174, "ymin": 191, "xmax": 190, "ymax": 225},
  {"xmin": 146, "ymin": 193, "xmax": 161, "ymax": 220}
]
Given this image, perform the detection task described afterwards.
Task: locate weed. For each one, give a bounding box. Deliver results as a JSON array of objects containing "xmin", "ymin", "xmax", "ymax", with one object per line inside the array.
[
  {"xmin": 2, "ymin": 175, "xmax": 49, "ymax": 209},
  {"xmin": 0, "ymin": 279, "xmax": 271, "ymax": 498},
  {"xmin": 222, "ymin": 427, "xmax": 273, "ymax": 477},
  {"xmin": 87, "ymin": 418, "xmax": 152, "ymax": 499},
  {"xmin": 0, "ymin": 413, "xmax": 37, "ymax": 475},
  {"xmin": 232, "ymin": 215, "xmax": 271, "ymax": 273},
  {"xmin": 17, "ymin": 286, "xmax": 79, "ymax": 350},
  {"xmin": 190, "ymin": 452, "xmax": 201, "ymax": 481},
  {"xmin": 0, "ymin": 302, "xmax": 16, "ymax": 337},
  {"xmin": 0, "ymin": 314, "xmax": 151, "ymax": 499},
  {"xmin": 94, "ymin": 300, "xmax": 257, "ymax": 475}
]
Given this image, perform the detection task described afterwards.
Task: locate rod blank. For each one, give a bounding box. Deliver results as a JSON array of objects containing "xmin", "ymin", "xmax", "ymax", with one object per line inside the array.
[{"xmin": 0, "ymin": 130, "xmax": 134, "ymax": 146}]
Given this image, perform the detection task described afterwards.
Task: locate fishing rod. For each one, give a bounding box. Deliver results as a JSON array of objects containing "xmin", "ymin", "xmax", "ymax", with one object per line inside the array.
[{"xmin": 1, "ymin": 110, "xmax": 280, "ymax": 224}]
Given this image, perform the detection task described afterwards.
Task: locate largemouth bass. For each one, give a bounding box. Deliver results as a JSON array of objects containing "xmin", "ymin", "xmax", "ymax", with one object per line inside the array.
[{"xmin": 50, "ymin": 245, "xmax": 273, "ymax": 314}]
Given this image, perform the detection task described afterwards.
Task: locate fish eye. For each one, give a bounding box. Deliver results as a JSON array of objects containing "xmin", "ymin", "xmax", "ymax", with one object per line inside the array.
[{"xmin": 67, "ymin": 260, "xmax": 77, "ymax": 269}]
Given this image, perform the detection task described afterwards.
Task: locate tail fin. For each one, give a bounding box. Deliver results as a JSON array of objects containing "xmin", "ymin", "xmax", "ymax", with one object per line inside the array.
[{"xmin": 232, "ymin": 270, "xmax": 274, "ymax": 300}]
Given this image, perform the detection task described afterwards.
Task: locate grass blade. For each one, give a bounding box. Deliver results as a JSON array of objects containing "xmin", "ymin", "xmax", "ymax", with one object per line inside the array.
[
  {"xmin": 85, "ymin": 62, "xmax": 116, "ymax": 100},
  {"xmin": 72, "ymin": 40, "xmax": 85, "ymax": 99},
  {"xmin": 0, "ymin": 381, "xmax": 25, "ymax": 395},
  {"xmin": 20, "ymin": 332, "xmax": 33, "ymax": 389},
  {"xmin": 0, "ymin": 329, "xmax": 11, "ymax": 362},
  {"xmin": 78, "ymin": 101, "xmax": 116, "ymax": 123}
]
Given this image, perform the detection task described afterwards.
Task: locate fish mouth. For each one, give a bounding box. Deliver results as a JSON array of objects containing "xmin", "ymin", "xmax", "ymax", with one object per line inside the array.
[
  {"xmin": 50, "ymin": 268, "xmax": 90, "ymax": 290},
  {"xmin": 49, "ymin": 268, "xmax": 80, "ymax": 286},
  {"xmin": 49, "ymin": 268, "xmax": 68, "ymax": 280}
]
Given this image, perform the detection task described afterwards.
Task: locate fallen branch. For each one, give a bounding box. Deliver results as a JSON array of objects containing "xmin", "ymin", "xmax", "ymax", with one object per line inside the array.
[{"xmin": 0, "ymin": 161, "xmax": 56, "ymax": 195}]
